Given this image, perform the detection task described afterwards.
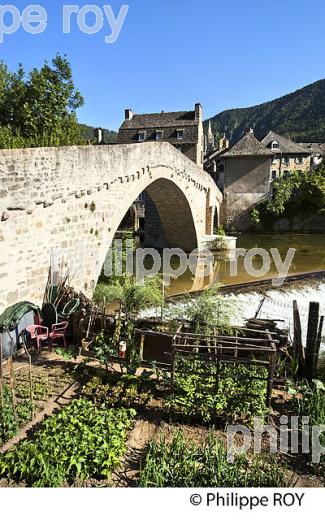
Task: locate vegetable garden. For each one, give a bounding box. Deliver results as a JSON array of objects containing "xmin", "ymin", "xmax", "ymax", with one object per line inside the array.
[{"xmin": 0, "ymin": 279, "xmax": 324, "ymax": 488}]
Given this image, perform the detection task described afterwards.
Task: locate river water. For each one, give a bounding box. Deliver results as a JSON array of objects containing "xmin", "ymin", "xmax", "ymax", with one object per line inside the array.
[
  {"xmin": 166, "ymin": 233, "xmax": 325, "ymax": 296},
  {"xmin": 151, "ymin": 233, "xmax": 325, "ymax": 350}
]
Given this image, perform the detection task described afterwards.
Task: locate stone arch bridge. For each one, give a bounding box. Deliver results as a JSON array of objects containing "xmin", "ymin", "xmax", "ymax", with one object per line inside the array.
[{"xmin": 0, "ymin": 142, "xmax": 222, "ymax": 311}]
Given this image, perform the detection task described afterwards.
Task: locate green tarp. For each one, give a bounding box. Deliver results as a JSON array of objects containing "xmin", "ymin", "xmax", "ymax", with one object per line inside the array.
[{"xmin": 0, "ymin": 301, "xmax": 40, "ymax": 333}]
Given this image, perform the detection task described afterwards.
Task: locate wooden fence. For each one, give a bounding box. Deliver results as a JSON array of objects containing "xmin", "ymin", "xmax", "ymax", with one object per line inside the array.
[{"xmin": 170, "ymin": 328, "xmax": 278, "ymax": 407}]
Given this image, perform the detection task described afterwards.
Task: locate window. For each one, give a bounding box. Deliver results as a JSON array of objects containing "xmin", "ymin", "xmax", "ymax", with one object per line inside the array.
[
  {"xmin": 271, "ymin": 141, "xmax": 279, "ymax": 149},
  {"xmin": 282, "ymin": 156, "xmax": 289, "ymax": 166},
  {"xmin": 138, "ymin": 131, "xmax": 146, "ymax": 142},
  {"xmin": 156, "ymin": 130, "xmax": 163, "ymax": 140},
  {"xmin": 271, "ymin": 170, "xmax": 277, "ymax": 180},
  {"xmin": 295, "ymin": 156, "xmax": 304, "ymax": 164},
  {"xmin": 177, "ymin": 129, "xmax": 184, "ymax": 140},
  {"xmin": 283, "ymin": 170, "xmax": 290, "ymax": 176}
]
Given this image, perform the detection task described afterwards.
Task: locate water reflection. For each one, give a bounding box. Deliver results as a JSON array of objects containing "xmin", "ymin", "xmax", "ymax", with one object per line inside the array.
[{"xmin": 166, "ymin": 233, "xmax": 325, "ymax": 295}]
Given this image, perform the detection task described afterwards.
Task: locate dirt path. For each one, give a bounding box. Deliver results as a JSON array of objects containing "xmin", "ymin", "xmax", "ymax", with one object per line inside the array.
[{"xmin": 110, "ymin": 420, "xmax": 158, "ymax": 487}]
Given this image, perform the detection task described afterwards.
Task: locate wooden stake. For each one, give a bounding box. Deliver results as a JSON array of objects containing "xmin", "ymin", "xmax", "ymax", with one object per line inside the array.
[
  {"xmin": 8, "ymin": 333, "xmax": 18, "ymax": 422},
  {"xmin": 305, "ymin": 302, "xmax": 320, "ymax": 382},
  {"xmin": 0, "ymin": 335, "xmax": 3, "ymax": 409},
  {"xmin": 21, "ymin": 332, "xmax": 34, "ymax": 419},
  {"xmin": 266, "ymin": 331, "xmax": 276, "ymax": 408},
  {"xmin": 315, "ymin": 316, "xmax": 324, "ymax": 373}
]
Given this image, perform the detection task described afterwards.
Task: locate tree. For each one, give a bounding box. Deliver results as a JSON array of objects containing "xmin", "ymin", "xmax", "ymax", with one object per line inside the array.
[
  {"xmin": 0, "ymin": 55, "xmax": 84, "ymax": 148},
  {"xmin": 251, "ymin": 166, "xmax": 325, "ymax": 227}
]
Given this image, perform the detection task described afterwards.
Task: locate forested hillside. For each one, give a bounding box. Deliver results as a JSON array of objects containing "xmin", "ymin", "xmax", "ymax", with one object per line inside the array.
[{"xmin": 208, "ymin": 79, "xmax": 325, "ymax": 144}]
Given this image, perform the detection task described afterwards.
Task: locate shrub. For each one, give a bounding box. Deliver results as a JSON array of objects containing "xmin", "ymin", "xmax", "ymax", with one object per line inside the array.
[
  {"xmin": 250, "ymin": 166, "xmax": 325, "ymax": 228},
  {"xmin": 177, "ymin": 286, "xmax": 236, "ymax": 336}
]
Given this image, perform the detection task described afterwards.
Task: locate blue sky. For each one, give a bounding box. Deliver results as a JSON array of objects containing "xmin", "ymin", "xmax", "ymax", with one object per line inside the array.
[{"xmin": 2, "ymin": 0, "xmax": 325, "ymax": 130}]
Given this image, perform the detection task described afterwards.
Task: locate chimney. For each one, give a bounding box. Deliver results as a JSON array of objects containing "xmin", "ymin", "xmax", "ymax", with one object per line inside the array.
[
  {"xmin": 125, "ymin": 108, "xmax": 134, "ymax": 121},
  {"xmin": 195, "ymin": 103, "xmax": 203, "ymax": 121},
  {"xmin": 94, "ymin": 128, "xmax": 104, "ymax": 145}
]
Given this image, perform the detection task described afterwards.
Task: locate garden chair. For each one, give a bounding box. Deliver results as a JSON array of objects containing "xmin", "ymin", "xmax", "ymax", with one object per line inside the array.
[
  {"xmin": 48, "ymin": 321, "xmax": 68, "ymax": 351},
  {"xmin": 26, "ymin": 324, "xmax": 49, "ymax": 351}
]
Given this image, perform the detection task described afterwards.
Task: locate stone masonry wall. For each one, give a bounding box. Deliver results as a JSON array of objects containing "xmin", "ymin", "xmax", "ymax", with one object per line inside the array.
[{"xmin": 0, "ymin": 142, "xmax": 222, "ymax": 312}]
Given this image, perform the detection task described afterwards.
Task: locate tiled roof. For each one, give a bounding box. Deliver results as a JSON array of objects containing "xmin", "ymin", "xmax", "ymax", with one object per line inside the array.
[
  {"xmin": 297, "ymin": 142, "xmax": 325, "ymax": 155},
  {"xmin": 120, "ymin": 111, "xmax": 198, "ymax": 129},
  {"xmin": 222, "ymin": 132, "xmax": 274, "ymax": 157},
  {"xmin": 262, "ymin": 131, "xmax": 310, "ymax": 154}
]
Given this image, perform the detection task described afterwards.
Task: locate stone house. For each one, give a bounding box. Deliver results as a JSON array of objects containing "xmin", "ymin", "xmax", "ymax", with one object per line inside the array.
[
  {"xmin": 118, "ymin": 104, "xmax": 204, "ymax": 167},
  {"xmin": 297, "ymin": 142, "xmax": 325, "ymax": 170},
  {"xmin": 218, "ymin": 130, "xmax": 273, "ymax": 229},
  {"xmin": 261, "ymin": 131, "xmax": 311, "ymax": 180}
]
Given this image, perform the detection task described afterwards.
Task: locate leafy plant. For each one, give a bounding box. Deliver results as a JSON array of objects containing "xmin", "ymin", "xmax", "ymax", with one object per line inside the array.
[
  {"xmin": 250, "ymin": 208, "xmax": 261, "ymax": 225},
  {"xmin": 0, "ymin": 399, "xmax": 136, "ymax": 487},
  {"xmin": 293, "ymin": 380, "xmax": 325, "ymax": 427},
  {"xmin": 177, "ymin": 286, "xmax": 236, "ymax": 336},
  {"xmin": 167, "ymin": 358, "xmax": 268, "ymax": 423},
  {"xmin": 55, "ymin": 345, "xmax": 79, "ymax": 361},
  {"xmin": 93, "ymin": 274, "xmax": 163, "ymax": 370},
  {"xmin": 292, "ymin": 379, "xmax": 325, "ymax": 475},
  {"xmin": 139, "ymin": 429, "xmax": 288, "ymax": 487},
  {"xmin": 83, "ymin": 372, "xmax": 156, "ymax": 410},
  {"xmin": 94, "ymin": 275, "xmax": 162, "ymax": 320},
  {"xmin": 0, "ymin": 385, "xmax": 33, "ymax": 445}
]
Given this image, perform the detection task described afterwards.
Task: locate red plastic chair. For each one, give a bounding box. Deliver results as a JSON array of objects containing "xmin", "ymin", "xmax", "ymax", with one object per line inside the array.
[
  {"xmin": 26, "ymin": 325, "xmax": 49, "ymax": 351},
  {"xmin": 48, "ymin": 321, "xmax": 68, "ymax": 351}
]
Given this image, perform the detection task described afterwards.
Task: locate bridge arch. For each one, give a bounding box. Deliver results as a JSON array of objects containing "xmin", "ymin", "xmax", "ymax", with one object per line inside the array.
[{"xmin": 142, "ymin": 178, "xmax": 198, "ymax": 251}]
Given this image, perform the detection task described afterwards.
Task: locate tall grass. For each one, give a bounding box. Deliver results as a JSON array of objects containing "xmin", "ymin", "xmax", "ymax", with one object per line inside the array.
[
  {"xmin": 294, "ymin": 380, "xmax": 325, "ymax": 428},
  {"xmin": 139, "ymin": 430, "xmax": 288, "ymax": 487},
  {"xmin": 293, "ymin": 379, "xmax": 325, "ymax": 476}
]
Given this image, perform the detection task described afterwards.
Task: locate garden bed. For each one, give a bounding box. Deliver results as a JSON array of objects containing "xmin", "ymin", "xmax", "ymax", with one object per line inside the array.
[
  {"xmin": 0, "ymin": 355, "xmax": 86, "ymax": 449},
  {"xmin": 0, "ymin": 352, "xmax": 324, "ymax": 488}
]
